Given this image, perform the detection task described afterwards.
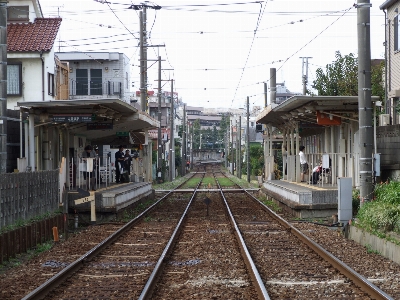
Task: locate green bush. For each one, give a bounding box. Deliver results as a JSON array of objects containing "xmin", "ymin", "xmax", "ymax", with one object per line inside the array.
[
  {"xmin": 375, "ymin": 181, "xmax": 400, "ymax": 205},
  {"xmin": 357, "ymin": 201, "xmax": 400, "ymax": 232}
]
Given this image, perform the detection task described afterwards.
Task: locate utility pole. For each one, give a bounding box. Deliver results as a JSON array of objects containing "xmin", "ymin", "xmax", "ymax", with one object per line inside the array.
[
  {"xmin": 300, "ymin": 57, "xmax": 312, "ymax": 95},
  {"xmin": 236, "ymin": 119, "xmax": 239, "ymax": 179},
  {"xmin": 190, "ymin": 123, "xmax": 193, "ymax": 170},
  {"xmin": 264, "ymin": 82, "xmax": 268, "ymax": 107},
  {"xmin": 238, "ymin": 115, "xmax": 242, "ymax": 179},
  {"xmin": 225, "ymin": 129, "xmax": 228, "ymax": 168},
  {"xmin": 0, "ymin": 0, "xmax": 7, "ymax": 174},
  {"xmin": 169, "ymin": 80, "xmax": 174, "ymax": 181},
  {"xmin": 157, "ymin": 56, "xmax": 162, "ymax": 178},
  {"xmin": 139, "ymin": 11, "xmax": 146, "ymax": 111},
  {"xmin": 231, "ymin": 121, "xmax": 234, "ymax": 175},
  {"xmin": 181, "ymin": 104, "xmax": 186, "ymax": 176},
  {"xmin": 357, "ymin": 0, "xmax": 373, "ymax": 205},
  {"xmin": 247, "ymin": 96, "xmax": 250, "ymax": 183},
  {"xmin": 143, "ymin": 5, "xmax": 148, "ymax": 112},
  {"xmin": 270, "ymin": 68, "xmax": 276, "ymax": 105},
  {"xmin": 133, "ymin": 3, "xmax": 161, "ymax": 111}
]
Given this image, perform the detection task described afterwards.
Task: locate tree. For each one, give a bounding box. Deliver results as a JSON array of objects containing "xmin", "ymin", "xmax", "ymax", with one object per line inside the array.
[
  {"xmin": 312, "ymin": 51, "xmax": 358, "ymax": 96},
  {"xmin": 192, "ymin": 119, "xmax": 201, "ymax": 150},
  {"xmin": 312, "ymin": 51, "xmax": 385, "ymax": 102}
]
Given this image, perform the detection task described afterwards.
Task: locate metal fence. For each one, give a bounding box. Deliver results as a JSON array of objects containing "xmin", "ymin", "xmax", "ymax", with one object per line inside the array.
[{"xmin": 0, "ymin": 170, "xmax": 59, "ymax": 228}]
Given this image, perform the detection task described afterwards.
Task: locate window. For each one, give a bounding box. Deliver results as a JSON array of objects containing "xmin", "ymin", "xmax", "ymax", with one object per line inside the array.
[
  {"xmin": 48, "ymin": 73, "xmax": 54, "ymax": 96},
  {"xmin": 395, "ymin": 14, "xmax": 400, "ymax": 52},
  {"xmin": 76, "ymin": 69, "xmax": 88, "ymax": 95},
  {"xmin": 90, "ymin": 69, "xmax": 102, "ymax": 95},
  {"xmin": 7, "ymin": 64, "xmax": 22, "ymax": 96},
  {"xmin": 7, "ymin": 6, "xmax": 29, "ymax": 22}
]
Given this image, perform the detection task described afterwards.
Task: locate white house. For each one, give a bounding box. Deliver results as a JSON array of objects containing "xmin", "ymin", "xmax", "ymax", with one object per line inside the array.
[
  {"xmin": 55, "ymin": 52, "xmax": 131, "ymax": 103},
  {"xmin": 7, "ymin": 0, "xmax": 61, "ymax": 109}
]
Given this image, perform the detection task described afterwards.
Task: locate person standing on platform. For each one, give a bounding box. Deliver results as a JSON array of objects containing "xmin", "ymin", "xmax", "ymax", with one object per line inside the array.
[
  {"xmin": 115, "ymin": 145, "xmax": 125, "ymax": 183},
  {"xmin": 125, "ymin": 149, "xmax": 132, "ymax": 175},
  {"xmin": 299, "ymin": 145, "xmax": 308, "ymax": 182}
]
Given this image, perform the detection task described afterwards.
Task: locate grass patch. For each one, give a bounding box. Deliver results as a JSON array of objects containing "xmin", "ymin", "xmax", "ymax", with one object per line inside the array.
[
  {"xmin": 183, "ymin": 178, "xmax": 202, "ymax": 189},
  {"xmin": 262, "ymin": 199, "xmax": 281, "ymax": 213},
  {"xmin": 366, "ymin": 244, "xmax": 381, "ymax": 255},
  {"xmin": 217, "ymin": 177, "xmax": 235, "ymax": 187},
  {"xmin": 202, "ymin": 177, "xmax": 216, "ymax": 187},
  {"xmin": 119, "ymin": 199, "xmax": 157, "ymax": 222},
  {"xmin": 34, "ymin": 242, "xmax": 53, "ymax": 255}
]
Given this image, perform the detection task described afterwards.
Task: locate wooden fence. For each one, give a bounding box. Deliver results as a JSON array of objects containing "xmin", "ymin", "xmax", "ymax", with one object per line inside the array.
[
  {"xmin": 0, "ymin": 170, "xmax": 59, "ymax": 228},
  {"xmin": 0, "ymin": 214, "xmax": 65, "ymax": 264}
]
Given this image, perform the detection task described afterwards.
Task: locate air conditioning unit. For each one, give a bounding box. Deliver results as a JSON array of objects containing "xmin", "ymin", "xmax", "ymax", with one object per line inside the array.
[{"xmin": 379, "ymin": 114, "xmax": 390, "ymax": 126}]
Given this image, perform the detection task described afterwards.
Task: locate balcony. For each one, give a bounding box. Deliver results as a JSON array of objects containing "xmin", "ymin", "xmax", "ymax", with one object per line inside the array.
[{"xmin": 69, "ymin": 80, "xmax": 124, "ymax": 100}]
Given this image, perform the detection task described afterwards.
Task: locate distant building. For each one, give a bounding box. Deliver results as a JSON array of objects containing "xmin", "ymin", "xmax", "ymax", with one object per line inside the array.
[{"xmin": 275, "ymin": 82, "xmax": 301, "ymax": 104}]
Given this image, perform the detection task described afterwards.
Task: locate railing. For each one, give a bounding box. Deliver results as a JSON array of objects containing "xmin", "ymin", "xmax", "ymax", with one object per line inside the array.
[
  {"xmin": 69, "ymin": 80, "xmax": 123, "ymax": 98},
  {"xmin": 280, "ymin": 152, "xmax": 359, "ymax": 187},
  {"xmin": 0, "ymin": 170, "xmax": 59, "ymax": 228}
]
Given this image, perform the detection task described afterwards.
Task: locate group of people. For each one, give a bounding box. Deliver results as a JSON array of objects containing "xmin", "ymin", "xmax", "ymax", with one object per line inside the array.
[
  {"xmin": 299, "ymin": 146, "xmax": 330, "ymax": 184},
  {"xmin": 81, "ymin": 145, "xmax": 133, "ymax": 190},
  {"xmin": 115, "ymin": 145, "xmax": 132, "ymax": 184}
]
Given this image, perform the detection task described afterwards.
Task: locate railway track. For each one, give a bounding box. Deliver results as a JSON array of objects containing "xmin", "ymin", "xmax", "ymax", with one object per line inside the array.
[{"xmin": 20, "ymin": 166, "xmax": 394, "ymax": 299}]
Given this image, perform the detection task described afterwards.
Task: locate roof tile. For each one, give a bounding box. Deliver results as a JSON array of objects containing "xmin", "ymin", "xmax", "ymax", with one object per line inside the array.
[{"xmin": 7, "ymin": 18, "xmax": 62, "ymax": 52}]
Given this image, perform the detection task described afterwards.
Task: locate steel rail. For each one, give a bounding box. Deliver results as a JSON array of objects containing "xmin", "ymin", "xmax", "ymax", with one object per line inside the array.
[
  {"xmin": 22, "ymin": 173, "xmax": 197, "ymax": 300},
  {"xmin": 139, "ymin": 173, "xmax": 205, "ymax": 300},
  {"xmin": 241, "ymin": 188, "xmax": 394, "ymax": 300},
  {"xmin": 214, "ymin": 173, "xmax": 271, "ymax": 300}
]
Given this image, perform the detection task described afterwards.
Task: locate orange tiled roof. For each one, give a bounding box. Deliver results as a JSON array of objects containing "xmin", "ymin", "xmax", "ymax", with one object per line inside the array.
[{"xmin": 7, "ymin": 18, "xmax": 62, "ymax": 52}]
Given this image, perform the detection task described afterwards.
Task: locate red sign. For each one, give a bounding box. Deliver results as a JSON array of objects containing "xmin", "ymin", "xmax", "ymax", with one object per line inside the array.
[{"xmin": 316, "ymin": 112, "xmax": 341, "ymax": 125}]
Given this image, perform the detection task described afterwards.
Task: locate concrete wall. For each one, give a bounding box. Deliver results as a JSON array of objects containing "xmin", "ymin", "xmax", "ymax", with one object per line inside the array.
[
  {"xmin": 349, "ymin": 226, "xmax": 400, "ymax": 265},
  {"xmin": 377, "ymin": 124, "xmax": 400, "ymax": 179}
]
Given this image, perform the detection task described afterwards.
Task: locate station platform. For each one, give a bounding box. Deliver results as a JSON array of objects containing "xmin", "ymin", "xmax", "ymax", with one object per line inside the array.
[
  {"xmin": 261, "ymin": 180, "xmax": 338, "ymax": 219},
  {"xmin": 68, "ymin": 181, "xmax": 154, "ymax": 213}
]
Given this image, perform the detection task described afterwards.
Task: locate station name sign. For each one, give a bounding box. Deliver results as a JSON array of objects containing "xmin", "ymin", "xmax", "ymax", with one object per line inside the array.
[{"xmin": 52, "ymin": 114, "xmax": 93, "ymax": 123}]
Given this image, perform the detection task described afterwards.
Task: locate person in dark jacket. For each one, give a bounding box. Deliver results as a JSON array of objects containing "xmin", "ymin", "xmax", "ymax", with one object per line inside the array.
[
  {"xmin": 115, "ymin": 145, "xmax": 125, "ymax": 183},
  {"xmin": 125, "ymin": 150, "xmax": 132, "ymax": 175}
]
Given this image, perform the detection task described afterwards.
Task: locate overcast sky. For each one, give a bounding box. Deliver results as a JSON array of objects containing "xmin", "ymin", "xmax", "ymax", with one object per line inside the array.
[{"xmin": 40, "ymin": 0, "xmax": 384, "ymax": 109}]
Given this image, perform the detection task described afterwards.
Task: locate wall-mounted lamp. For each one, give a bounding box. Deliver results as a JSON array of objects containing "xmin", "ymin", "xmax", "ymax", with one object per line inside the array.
[
  {"xmin": 69, "ymin": 67, "xmax": 73, "ymax": 73},
  {"xmin": 395, "ymin": 7, "xmax": 398, "ymax": 12},
  {"xmin": 105, "ymin": 67, "xmax": 109, "ymax": 71}
]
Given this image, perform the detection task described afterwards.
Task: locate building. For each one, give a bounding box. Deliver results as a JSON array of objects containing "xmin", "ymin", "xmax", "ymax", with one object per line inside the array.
[
  {"xmin": 6, "ymin": 2, "xmax": 61, "ymax": 110},
  {"xmin": 378, "ymin": 1, "xmax": 400, "ymax": 179},
  {"xmin": 56, "ymin": 52, "xmax": 132, "ymax": 103}
]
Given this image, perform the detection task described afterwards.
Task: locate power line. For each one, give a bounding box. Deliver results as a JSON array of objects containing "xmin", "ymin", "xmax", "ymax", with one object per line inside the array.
[{"xmin": 230, "ymin": 1, "xmax": 266, "ymax": 108}]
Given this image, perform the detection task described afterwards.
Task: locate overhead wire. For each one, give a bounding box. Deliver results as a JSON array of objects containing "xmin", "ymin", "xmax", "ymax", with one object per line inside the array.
[{"xmin": 230, "ymin": 1, "xmax": 267, "ymax": 108}]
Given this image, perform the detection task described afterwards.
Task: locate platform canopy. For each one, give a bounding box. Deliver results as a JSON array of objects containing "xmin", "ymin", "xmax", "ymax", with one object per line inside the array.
[
  {"xmin": 256, "ymin": 95, "xmax": 380, "ymax": 135},
  {"xmin": 18, "ymin": 99, "xmax": 159, "ymax": 143}
]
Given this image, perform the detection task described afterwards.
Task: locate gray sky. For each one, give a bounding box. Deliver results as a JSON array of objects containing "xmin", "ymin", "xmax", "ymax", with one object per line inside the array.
[{"xmin": 40, "ymin": 0, "xmax": 384, "ymax": 109}]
